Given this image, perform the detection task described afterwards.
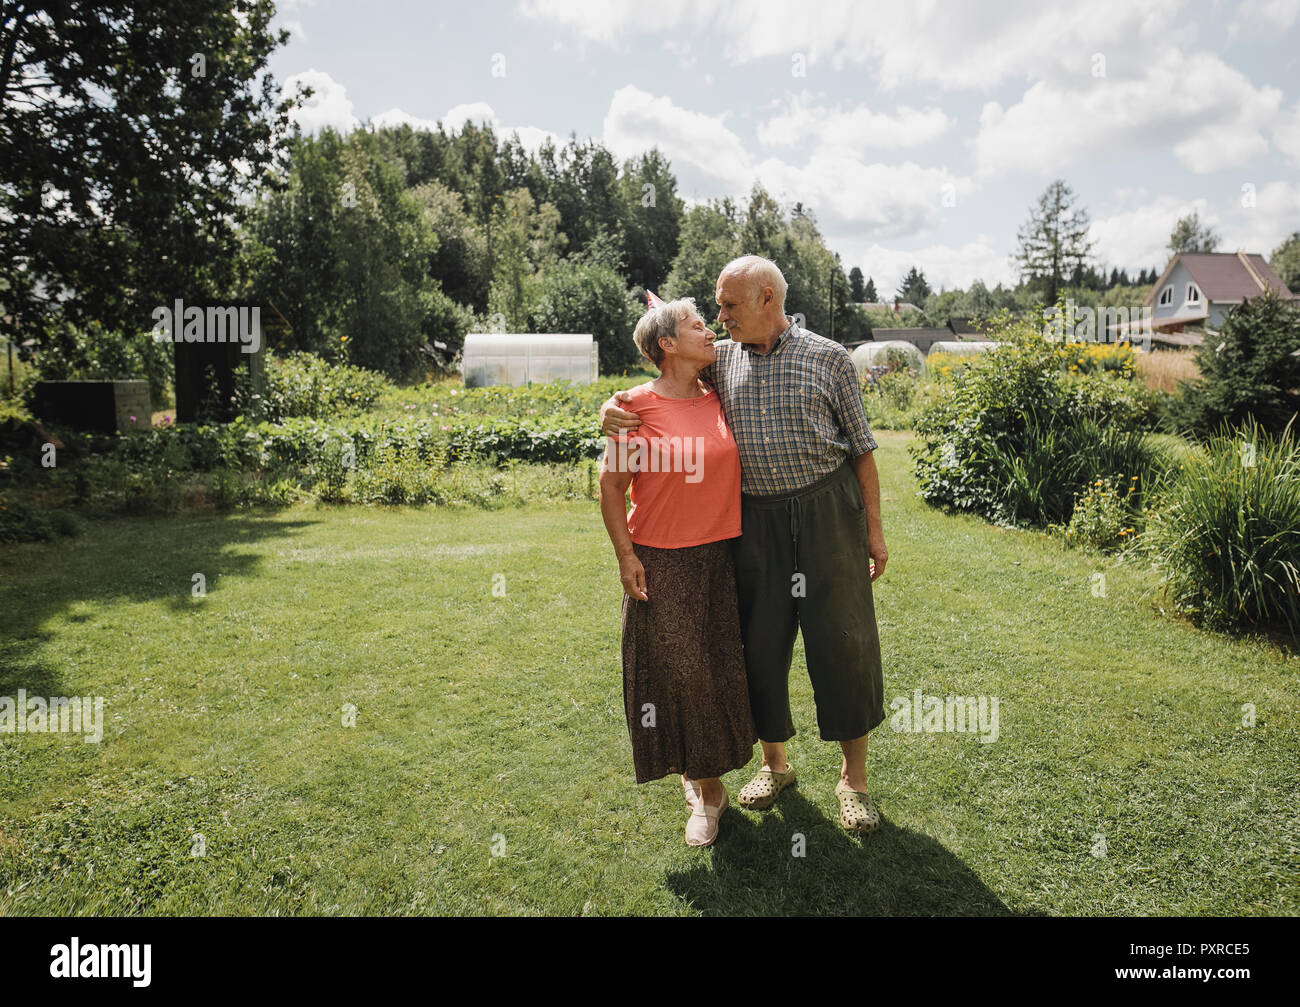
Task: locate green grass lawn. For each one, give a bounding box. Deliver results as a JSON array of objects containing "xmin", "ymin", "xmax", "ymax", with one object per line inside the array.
[{"xmin": 1, "ymin": 431, "xmax": 1297, "ymax": 916}]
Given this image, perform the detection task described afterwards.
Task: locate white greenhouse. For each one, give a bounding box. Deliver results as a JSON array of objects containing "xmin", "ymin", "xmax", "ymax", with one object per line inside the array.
[
  {"xmin": 850, "ymin": 340, "xmax": 926, "ymax": 375},
  {"xmin": 927, "ymin": 340, "xmax": 1000, "ymax": 357},
  {"xmin": 461, "ymin": 333, "xmax": 600, "ymax": 388}
]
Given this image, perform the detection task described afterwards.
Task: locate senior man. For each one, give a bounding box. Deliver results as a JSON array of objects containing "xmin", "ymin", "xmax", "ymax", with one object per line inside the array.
[{"xmin": 599, "ymin": 255, "xmax": 888, "ymax": 832}]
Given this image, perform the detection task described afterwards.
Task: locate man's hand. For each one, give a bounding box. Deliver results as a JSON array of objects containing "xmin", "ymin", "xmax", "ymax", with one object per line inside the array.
[
  {"xmin": 868, "ymin": 534, "xmax": 888, "ymax": 581},
  {"xmin": 600, "ymin": 390, "xmax": 641, "ymax": 437}
]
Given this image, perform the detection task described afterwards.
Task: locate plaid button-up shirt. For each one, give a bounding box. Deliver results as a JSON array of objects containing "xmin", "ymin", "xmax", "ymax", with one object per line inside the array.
[{"xmin": 699, "ymin": 318, "xmax": 877, "ymax": 496}]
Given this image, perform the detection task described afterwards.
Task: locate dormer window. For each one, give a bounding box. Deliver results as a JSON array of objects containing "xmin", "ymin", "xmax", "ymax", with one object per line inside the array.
[
  {"xmin": 1186, "ymin": 283, "xmax": 1201, "ymax": 304},
  {"xmin": 1159, "ymin": 285, "xmax": 1173, "ymax": 306}
]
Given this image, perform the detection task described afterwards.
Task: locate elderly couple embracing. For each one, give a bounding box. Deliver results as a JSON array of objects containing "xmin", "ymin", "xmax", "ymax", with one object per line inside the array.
[{"xmin": 597, "ymin": 255, "xmax": 889, "ymax": 848}]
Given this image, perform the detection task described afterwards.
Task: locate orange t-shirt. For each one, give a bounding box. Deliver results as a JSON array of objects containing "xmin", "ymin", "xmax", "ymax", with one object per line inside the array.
[{"xmin": 609, "ymin": 382, "xmax": 742, "ymax": 548}]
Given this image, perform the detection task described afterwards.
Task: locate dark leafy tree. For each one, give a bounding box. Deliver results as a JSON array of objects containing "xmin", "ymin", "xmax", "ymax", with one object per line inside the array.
[
  {"xmin": 1171, "ymin": 291, "xmax": 1300, "ymax": 437},
  {"xmin": 1169, "ymin": 211, "xmax": 1220, "ymax": 254},
  {"xmin": 0, "ymin": 0, "xmax": 300, "ymax": 346},
  {"xmin": 618, "ymin": 148, "xmax": 684, "ymax": 292},
  {"xmin": 1270, "ymin": 231, "xmax": 1300, "ymax": 292}
]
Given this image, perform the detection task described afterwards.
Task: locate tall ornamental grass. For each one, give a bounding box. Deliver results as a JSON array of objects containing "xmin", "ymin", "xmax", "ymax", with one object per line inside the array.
[{"xmin": 1146, "ymin": 417, "xmax": 1300, "ymax": 634}]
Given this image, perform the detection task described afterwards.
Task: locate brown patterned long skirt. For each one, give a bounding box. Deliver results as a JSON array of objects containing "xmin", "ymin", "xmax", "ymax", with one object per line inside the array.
[{"xmin": 620, "ymin": 539, "xmax": 757, "ymax": 784}]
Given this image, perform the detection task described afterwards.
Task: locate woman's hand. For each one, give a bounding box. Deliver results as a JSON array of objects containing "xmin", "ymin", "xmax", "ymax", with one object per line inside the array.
[{"xmin": 619, "ymin": 553, "xmax": 649, "ymax": 601}]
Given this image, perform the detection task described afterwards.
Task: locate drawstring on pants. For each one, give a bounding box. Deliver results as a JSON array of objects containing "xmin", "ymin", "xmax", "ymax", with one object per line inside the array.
[{"xmin": 787, "ymin": 495, "xmax": 804, "ymax": 572}]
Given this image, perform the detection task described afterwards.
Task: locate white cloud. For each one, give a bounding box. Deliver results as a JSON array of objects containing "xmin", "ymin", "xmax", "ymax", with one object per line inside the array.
[
  {"xmin": 662, "ymin": 39, "xmax": 696, "ymax": 68},
  {"xmin": 369, "ymin": 102, "xmax": 562, "ymax": 155},
  {"xmin": 371, "ymin": 107, "xmax": 441, "ymax": 131},
  {"xmin": 602, "ymin": 85, "xmax": 753, "ymax": 189},
  {"xmin": 1228, "ymin": 180, "xmax": 1300, "ymax": 253},
  {"xmin": 757, "ymin": 92, "xmax": 951, "ymax": 153},
  {"xmin": 601, "ymin": 86, "xmax": 970, "ymax": 238},
  {"xmin": 753, "ymin": 155, "xmax": 973, "ymax": 239},
  {"xmin": 974, "ymin": 51, "xmax": 1283, "ymax": 177},
  {"xmin": 854, "ymin": 238, "xmax": 1017, "ymax": 296},
  {"xmin": 602, "ymin": 86, "xmax": 971, "ymax": 239},
  {"xmin": 1084, "ymin": 183, "xmax": 1300, "ymax": 275},
  {"xmin": 1087, "ymin": 193, "xmax": 1216, "ymax": 273},
  {"xmin": 520, "ymin": 0, "xmax": 1191, "ymax": 91},
  {"xmin": 1273, "ymin": 100, "xmax": 1300, "ymax": 168},
  {"xmin": 283, "ymin": 69, "xmax": 359, "ymax": 134},
  {"xmin": 1228, "ymin": 0, "xmax": 1300, "ymax": 39},
  {"xmin": 441, "ymin": 101, "xmax": 498, "ymax": 130}
]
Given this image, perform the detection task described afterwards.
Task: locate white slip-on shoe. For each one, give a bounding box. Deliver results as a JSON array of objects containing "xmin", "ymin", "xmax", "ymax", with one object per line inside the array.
[{"xmin": 684, "ymin": 790, "xmax": 729, "ymax": 847}]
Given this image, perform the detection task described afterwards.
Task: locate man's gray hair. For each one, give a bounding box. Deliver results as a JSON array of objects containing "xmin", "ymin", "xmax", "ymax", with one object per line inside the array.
[
  {"xmin": 721, "ymin": 255, "xmax": 787, "ymax": 311},
  {"xmin": 632, "ymin": 297, "xmax": 700, "ymax": 368}
]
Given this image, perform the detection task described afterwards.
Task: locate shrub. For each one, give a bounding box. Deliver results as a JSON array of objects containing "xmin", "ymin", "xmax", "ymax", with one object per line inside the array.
[
  {"xmin": 911, "ymin": 309, "xmax": 1166, "ymax": 526},
  {"xmin": 1054, "ymin": 340, "xmax": 1135, "ymax": 378},
  {"xmin": 349, "ymin": 442, "xmax": 441, "ymax": 505},
  {"xmin": 528, "ymin": 259, "xmax": 643, "ymax": 375},
  {"xmin": 924, "ymin": 351, "xmax": 977, "ymax": 382},
  {"xmin": 1170, "ymin": 291, "xmax": 1300, "ymax": 438},
  {"xmin": 0, "ymin": 494, "xmax": 56, "ymax": 542},
  {"xmin": 241, "ymin": 352, "xmax": 393, "ymax": 421},
  {"xmin": 1063, "ymin": 475, "xmax": 1140, "ymax": 552},
  {"xmin": 1145, "ymin": 417, "xmax": 1300, "ymax": 634},
  {"xmin": 29, "ymin": 319, "xmax": 173, "ymax": 405}
]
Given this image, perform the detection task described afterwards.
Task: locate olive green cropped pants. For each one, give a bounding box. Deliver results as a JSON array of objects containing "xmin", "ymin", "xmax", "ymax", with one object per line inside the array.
[{"xmin": 731, "ymin": 461, "xmax": 886, "ymax": 743}]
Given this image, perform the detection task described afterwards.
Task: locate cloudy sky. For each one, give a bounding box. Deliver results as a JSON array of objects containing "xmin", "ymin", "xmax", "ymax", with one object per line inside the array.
[{"xmin": 268, "ymin": 0, "xmax": 1300, "ymax": 295}]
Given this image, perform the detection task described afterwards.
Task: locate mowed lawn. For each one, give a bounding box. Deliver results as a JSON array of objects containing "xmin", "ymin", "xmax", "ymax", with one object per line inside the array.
[{"xmin": 1, "ymin": 431, "xmax": 1297, "ymax": 916}]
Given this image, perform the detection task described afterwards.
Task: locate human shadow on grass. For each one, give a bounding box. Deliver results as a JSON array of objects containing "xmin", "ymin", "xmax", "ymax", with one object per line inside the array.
[
  {"xmin": 665, "ymin": 787, "xmax": 1024, "ymax": 916},
  {"xmin": 0, "ymin": 511, "xmax": 317, "ymax": 697}
]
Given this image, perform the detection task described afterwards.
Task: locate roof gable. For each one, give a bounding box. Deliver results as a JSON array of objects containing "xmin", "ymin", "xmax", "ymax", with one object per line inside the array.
[{"xmin": 1146, "ymin": 252, "xmax": 1296, "ymax": 305}]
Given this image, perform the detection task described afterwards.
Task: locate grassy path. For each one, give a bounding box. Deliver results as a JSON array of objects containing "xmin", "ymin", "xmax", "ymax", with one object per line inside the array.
[{"xmin": 2, "ymin": 432, "xmax": 1296, "ymax": 915}]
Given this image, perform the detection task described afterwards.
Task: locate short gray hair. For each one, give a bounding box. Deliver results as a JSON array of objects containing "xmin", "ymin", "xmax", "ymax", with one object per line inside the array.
[
  {"xmin": 632, "ymin": 297, "xmax": 700, "ymax": 368},
  {"xmin": 721, "ymin": 255, "xmax": 787, "ymax": 311}
]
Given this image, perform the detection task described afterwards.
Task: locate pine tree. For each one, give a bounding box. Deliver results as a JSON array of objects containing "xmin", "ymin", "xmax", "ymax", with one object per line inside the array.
[
  {"xmin": 1014, "ymin": 179, "xmax": 1094, "ymax": 306},
  {"xmin": 896, "ymin": 266, "xmax": 931, "ymax": 305},
  {"xmin": 849, "ymin": 266, "xmax": 865, "ymax": 302}
]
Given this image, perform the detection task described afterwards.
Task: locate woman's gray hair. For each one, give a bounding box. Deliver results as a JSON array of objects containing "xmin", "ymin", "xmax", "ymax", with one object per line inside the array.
[{"xmin": 632, "ymin": 297, "xmax": 700, "ymax": 368}]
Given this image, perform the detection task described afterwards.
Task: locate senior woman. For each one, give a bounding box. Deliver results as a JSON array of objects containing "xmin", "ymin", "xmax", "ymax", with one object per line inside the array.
[{"xmin": 598, "ymin": 297, "xmax": 756, "ymax": 847}]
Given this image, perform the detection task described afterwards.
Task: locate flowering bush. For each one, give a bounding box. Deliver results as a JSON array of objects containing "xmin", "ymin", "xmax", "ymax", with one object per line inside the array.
[{"xmin": 1063, "ymin": 474, "xmax": 1140, "ymax": 552}]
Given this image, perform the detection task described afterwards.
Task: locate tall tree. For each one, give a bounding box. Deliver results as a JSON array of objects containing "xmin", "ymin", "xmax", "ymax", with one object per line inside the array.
[
  {"xmin": 896, "ymin": 266, "xmax": 931, "ymax": 305},
  {"xmin": 0, "ymin": 0, "xmax": 299, "ymax": 344},
  {"xmin": 863, "ymin": 276, "xmax": 878, "ymax": 303},
  {"xmin": 1014, "ymin": 179, "xmax": 1094, "ymax": 306},
  {"xmin": 1269, "ymin": 231, "xmax": 1300, "ymax": 292},
  {"xmin": 618, "ymin": 148, "xmax": 684, "ymax": 292},
  {"xmin": 542, "ymin": 137, "xmax": 622, "ymax": 261},
  {"xmin": 486, "ymin": 187, "xmax": 565, "ymax": 330},
  {"xmin": 241, "ymin": 129, "xmax": 468, "ymax": 377},
  {"xmin": 1169, "ymin": 211, "xmax": 1220, "ymax": 254},
  {"xmin": 662, "ymin": 198, "xmax": 740, "ymax": 319},
  {"xmin": 848, "ymin": 266, "xmax": 865, "ymax": 302}
]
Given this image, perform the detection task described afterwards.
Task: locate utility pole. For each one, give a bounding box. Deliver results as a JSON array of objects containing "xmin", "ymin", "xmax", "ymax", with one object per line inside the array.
[{"xmin": 829, "ymin": 267, "xmax": 835, "ymax": 342}]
